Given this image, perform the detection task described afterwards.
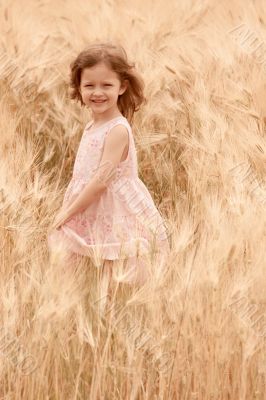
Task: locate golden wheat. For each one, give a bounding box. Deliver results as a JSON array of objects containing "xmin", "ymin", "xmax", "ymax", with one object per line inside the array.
[{"xmin": 1, "ymin": 0, "xmax": 266, "ymax": 398}]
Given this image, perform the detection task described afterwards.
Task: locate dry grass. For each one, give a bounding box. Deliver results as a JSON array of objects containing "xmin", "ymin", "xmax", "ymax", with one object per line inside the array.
[{"xmin": 1, "ymin": 0, "xmax": 266, "ymax": 398}]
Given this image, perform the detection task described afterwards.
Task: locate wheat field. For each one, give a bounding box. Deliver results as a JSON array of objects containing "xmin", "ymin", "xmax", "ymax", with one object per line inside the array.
[{"xmin": 1, "ymin": 0, "xmax": 266, "ymax": 398}]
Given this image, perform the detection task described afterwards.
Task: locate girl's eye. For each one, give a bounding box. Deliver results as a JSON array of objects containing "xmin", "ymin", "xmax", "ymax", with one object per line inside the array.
[{"xmin": 84, "ymin": 84, "xmax": 112, "ymax": 87}]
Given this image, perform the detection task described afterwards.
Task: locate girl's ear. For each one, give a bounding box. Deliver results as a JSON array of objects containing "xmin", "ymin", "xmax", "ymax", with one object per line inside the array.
[{"xmin": 119, "ymin": 79, "xmax": 129, "ymax": 96}]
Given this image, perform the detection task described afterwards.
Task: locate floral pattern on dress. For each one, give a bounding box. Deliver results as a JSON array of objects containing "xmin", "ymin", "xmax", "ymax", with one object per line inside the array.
[{"xmin": 48, "ymin": 116, "xmax": 170, "ymax": 279}]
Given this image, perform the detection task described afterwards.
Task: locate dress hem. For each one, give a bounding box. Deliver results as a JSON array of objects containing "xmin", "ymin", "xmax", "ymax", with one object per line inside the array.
[{"xmin": 56, "ymin": 225, "xmax": 161, "ymax": 264}]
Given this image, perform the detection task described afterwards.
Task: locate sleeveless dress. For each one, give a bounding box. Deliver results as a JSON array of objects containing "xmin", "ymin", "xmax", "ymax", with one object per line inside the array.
[{"xmin": 47, "ymin": 115, "xmax": 170, "ymax": 284}]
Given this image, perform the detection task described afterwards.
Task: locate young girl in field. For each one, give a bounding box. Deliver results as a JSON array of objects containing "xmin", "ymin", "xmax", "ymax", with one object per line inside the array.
[{"xmin": 47, "ymin": 42, "xmax": 170, "ymax": 306}]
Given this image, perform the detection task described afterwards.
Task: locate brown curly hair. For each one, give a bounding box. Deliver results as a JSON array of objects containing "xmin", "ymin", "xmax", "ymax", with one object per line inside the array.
[{"xmin": 69, "ymin": 42, "xmax": 146, "ymax": 122}]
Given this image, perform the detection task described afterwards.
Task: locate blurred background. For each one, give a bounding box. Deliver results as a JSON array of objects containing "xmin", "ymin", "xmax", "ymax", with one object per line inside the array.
[{"xmin": 1, "ymin": 0, "xmax": 266, "ymax": 398}]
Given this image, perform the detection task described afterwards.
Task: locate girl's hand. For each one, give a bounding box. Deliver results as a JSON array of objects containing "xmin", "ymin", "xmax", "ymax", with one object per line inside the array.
[{"xmin": 50, "ymin": 208, "xmax": 73, "ymax": 231}]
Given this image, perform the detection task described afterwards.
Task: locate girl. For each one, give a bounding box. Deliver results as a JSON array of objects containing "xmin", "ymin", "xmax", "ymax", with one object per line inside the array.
[{"xmin": 47, "ymin": 42, "xmax": 170, "ymax": 308}]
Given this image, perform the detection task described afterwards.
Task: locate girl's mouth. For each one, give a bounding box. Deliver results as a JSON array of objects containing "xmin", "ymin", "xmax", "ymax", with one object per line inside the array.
[{"xmin": 91, "ymin": 100, "xmax": 107, "ymax": 103}]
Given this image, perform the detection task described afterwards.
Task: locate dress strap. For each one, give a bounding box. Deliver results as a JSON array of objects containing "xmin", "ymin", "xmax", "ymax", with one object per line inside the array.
[{"xmin": 85, "ymin": 120, "xmax": 94, "ymax": 131}]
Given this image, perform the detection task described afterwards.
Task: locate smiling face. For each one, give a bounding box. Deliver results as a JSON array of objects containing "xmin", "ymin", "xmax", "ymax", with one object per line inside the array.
[{"xmin": 79, "ymin": 61, "xmax": 127, "ymax": 119}]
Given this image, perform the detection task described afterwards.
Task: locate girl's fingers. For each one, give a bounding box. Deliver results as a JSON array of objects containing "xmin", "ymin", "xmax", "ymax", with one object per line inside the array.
[
  {"xmin": 49, "ymin": 221, "xmax": 61, "ymax": 231},
  {"xmin": 49, "ymin": 210, "xmax": 71, "ymax": 233}
]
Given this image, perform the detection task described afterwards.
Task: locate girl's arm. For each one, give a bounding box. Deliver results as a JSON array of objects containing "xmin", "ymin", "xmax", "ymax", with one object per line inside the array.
[{"xmin": 53, "ymin": 125, "xmax": 129, "ymax": 227}]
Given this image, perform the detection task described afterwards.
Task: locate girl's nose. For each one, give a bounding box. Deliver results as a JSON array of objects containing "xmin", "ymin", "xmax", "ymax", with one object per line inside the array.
[{"xmin": 93, "ymin": 87, "xmax": 103, "ymax": 96}]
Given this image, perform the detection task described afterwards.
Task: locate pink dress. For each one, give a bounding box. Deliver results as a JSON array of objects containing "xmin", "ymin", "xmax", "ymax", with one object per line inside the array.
[{"xmin": 47, "ymin": 115, "xmax": 170, "ymax": 284}]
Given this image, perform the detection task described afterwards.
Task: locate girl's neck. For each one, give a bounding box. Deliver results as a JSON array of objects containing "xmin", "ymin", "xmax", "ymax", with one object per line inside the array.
[{"xmin": 91, "ymin": 109, "xmax": 123, "ymax": 126}]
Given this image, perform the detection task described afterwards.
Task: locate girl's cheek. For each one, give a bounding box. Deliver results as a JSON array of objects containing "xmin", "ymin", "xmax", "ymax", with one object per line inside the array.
[{"xmin": 82, "ymin": 91, "xmax": 91, "ymax": 99}]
